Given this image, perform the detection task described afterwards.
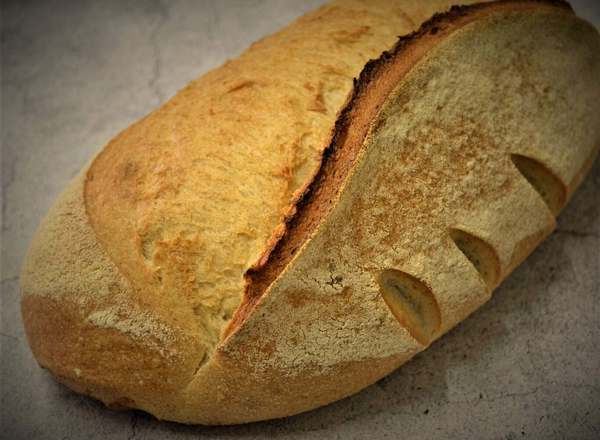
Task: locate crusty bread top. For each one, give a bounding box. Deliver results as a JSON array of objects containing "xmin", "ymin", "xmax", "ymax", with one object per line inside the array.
[
  {"xmin": 22, "ymin": 1, "xmax": 497, "ymax": 416},
  {"xmin": 82, "ymin": 0, "xmax": 485, "ymax": 359}
]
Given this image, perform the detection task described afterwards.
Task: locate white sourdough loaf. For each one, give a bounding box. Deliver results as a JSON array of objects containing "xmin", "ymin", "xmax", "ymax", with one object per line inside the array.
[{"xmin": 21, "ymin": 0, "xmax": 600, "ymax": 424}]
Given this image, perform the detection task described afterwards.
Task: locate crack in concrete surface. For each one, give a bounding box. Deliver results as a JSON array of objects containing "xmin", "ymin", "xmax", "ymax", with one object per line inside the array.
[
  {"xmin": 555, "ymin": 228, "xmax": 599, "ymax": 239},
  {"xmin": 449, "ymin": 382, "xmax": 600, "ymax": 406},
  {"xmin": 148, "ymin": 0, "xmax": 169, "ymax": 105},
  {"xmin": 128, "ymin": 413, "xmax": 138, "ymax": 440}
]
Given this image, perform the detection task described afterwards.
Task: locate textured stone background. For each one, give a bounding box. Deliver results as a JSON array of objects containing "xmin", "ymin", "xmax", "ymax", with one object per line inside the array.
[{"xmin": 1, "ymin": 1, "xmax": 599, "ymax": 439}]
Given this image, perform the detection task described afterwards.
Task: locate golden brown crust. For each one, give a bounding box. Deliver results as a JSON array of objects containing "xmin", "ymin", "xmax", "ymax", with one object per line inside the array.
[
  {"xmin": 22, "ymin": 295, "xmax": 197, "ymax": 407},
  {"xmin": 20, "ymin": 0, "xmax": 600, "ymax": 425},
  {"xmin": 20, "ymin": 170, "xmax": 206, "ymax": 415},
  {"xmin": 83, "ymin": 0, "xmax": 432, "ymax": 360}
]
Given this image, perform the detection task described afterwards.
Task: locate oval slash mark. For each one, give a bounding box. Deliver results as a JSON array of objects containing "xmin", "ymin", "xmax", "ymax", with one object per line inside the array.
[
  {"xmin": 449, "ymin": 228, "xmax": 501, "ymax": 289},
  {"xmin": 510, "ymin": 154, "xmax": 567, "ymax": 216},
  {"xmin": 377, "ymin": 270, "xmax": 441, "ymax": 345}
]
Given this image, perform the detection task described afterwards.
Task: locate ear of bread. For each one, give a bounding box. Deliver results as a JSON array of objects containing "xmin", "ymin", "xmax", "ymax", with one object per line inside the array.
[{"xmin": 21, "ymin": 0, "xmax": 600, "ymax": 425}]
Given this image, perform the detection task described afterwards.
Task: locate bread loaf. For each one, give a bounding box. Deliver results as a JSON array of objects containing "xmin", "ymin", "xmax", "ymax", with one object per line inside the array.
[{"xmin": 21, "ymin": 0, "xmax": 600, "ymax": 424}]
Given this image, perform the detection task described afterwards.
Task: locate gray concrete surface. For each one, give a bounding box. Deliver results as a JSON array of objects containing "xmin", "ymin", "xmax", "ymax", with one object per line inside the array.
[{"xmin": 1, "ymin": 1, "xmax": 599, "ymax": 439}]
